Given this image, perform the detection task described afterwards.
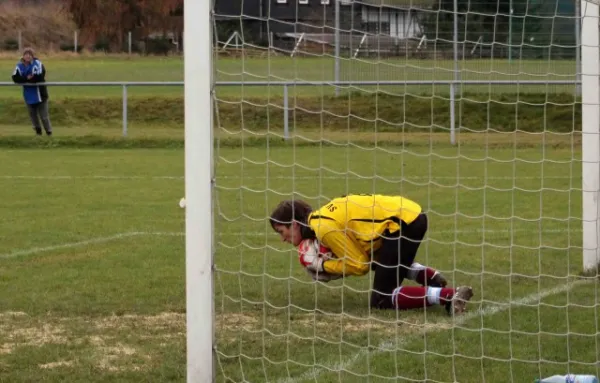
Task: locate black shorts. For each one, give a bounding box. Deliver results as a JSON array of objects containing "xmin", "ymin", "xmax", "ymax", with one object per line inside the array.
[{"xmin": 370, "ymin": 213, "xmax": 429, "ymax": 308}]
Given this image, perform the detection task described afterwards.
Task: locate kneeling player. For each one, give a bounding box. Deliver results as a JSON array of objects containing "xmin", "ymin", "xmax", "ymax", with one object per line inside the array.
[{"xmin": 269, "ymin": 193, "xmax": 474, "ymax": 315}]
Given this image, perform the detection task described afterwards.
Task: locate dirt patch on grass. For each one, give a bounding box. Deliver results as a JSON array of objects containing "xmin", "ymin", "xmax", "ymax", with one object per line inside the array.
[
  {"xmin": 39, "ymin": 360, "xmax": 74, "ymax": 369},
  {"xmin": 94, "ymin": 312, "xmax": 185, "ymax": 332},
  {"xmin": 291, "ymin": 311, "xmax": 456, "ymax": 339},
  {"xmin": 217, "ymin": 312, "xmax": 261, "ymax": 331},
  {"xmin": 293, "ymin": 314, "xmax": 400, "ymax": 336},
  {"xmin": 213, "ymin": 309, "xmax": 458, "ymax": 342},
  {"xmin": 97, "ymin": 343, "xmax": 141, "ymax": 372},
  {"xmin": 0, "ymin": 312, "xmax": 153, "ymax": 371},
  {"xmin": 0, "ymin": 311, "xmax": 27, "ymax": 318},
  {"xmin": 0, "ymin": 344, "xmax": 13, "ymax": 355},
  {"xmin": 0, "ymin": 309, "xmax": 458, "ymax": 372},
  {"xmin": 89, "ymin": 310, "xmax": 454, "ymax": 341},
  {"xmin": 1, "ymin": 320, "xmax": 68, "ymax": 355},
  {"xmin": 0, "ymin": 311, "xmax": 186, "ymax": 372}
]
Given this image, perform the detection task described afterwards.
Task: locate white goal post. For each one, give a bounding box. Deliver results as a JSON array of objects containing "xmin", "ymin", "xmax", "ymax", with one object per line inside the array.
[
  {"xmin": 188, "ymin": 0, "xmax": 600, "ymax": 381},
  {"xmin": 581, "ymin": 0, "xmax": 600, "ymax": 273},
  {"xmin": 184, "ymin": 0, "xmax": 214, "ymax": 382}
]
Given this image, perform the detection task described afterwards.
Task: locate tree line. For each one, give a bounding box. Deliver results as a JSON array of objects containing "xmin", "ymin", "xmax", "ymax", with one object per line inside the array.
[
  {"xmin": 9, "ymin": 0, "xmax": 577, "ymax": 58},
  {"xmin": 63, "ymin": 0, "xmax": 183, "ymax": 52}
]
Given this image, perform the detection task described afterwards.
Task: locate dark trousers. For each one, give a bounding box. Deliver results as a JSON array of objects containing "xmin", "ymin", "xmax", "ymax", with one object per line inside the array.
[
  {"xmin": 27, "ymin": 100, "xmax": 52, "ymax": 135},
  {"xmin": 370, "ymin": 213, "xmax": 428, "ymax": 309}
]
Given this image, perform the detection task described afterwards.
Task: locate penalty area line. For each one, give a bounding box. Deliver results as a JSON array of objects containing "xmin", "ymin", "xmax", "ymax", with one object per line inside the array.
[
  {"xmin": 0, "ymin": 175, "xmax": 183, "ymax": 180},
  {"xmin": 0, "ymin": 231, "xmax": 184, "ymax": 259},
  {"xmin": 4, "ymin": 227, "xmax": 578, "ymax": 260},
  {"xmin": 278, "ymin": 278, "xmax": 592, "ymax": 383}
]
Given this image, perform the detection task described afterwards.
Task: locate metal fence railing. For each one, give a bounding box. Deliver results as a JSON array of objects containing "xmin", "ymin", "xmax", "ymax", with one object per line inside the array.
[{"xmin": 0, "ymin": 80, "xmax": 581, "ymax": 142}]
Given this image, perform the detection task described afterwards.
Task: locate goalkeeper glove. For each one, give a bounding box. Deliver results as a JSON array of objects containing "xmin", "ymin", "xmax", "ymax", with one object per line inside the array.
[{"xmin": 302, "ymin": 253, "xmax": 324, "ymax": 273}]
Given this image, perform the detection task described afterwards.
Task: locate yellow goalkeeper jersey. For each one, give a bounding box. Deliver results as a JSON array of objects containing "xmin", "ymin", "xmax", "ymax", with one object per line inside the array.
[{"xmin": 308, "ymin": 194, "xmax": 422, "ymax": 276}]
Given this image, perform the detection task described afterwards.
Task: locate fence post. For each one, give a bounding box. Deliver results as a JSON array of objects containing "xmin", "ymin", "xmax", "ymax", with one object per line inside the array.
[
  {"xmin": 450, "ymin": 83, "xmax": 456, "ymax": 145},
  {"xmin": 128, "ymin": 32, "xmax": 132, "ymax": 55},
  {"xmin": 334, "ymin": 0, "xmax": 340, "ymax": 97},
  {"xmin": 122, "ymin": 85, "xmax": 128, "ymax": 137},
  {"xmin": 575, "ymin": 0, "xmax": 582, "ymax": 96},
  {"xmin": 283, "ymin": 84, "xmax": 289, "ymax": 140},
  {"xmin": 450, "ymin": 0, "xmax": 458, "ymax": 146}
]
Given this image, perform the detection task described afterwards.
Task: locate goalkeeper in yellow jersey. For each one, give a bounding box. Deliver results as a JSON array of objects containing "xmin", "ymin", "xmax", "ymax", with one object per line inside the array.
[{"xmin": 270, "ymin": 194, "xmax": 474, "ymax": 315}]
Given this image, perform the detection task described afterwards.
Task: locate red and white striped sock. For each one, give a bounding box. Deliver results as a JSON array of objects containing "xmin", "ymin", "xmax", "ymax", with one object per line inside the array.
[
  {"xmin": 391, "ymin": 286, "xmax": 455, "ymax": 310},
  {"xmin": 406, "ymin": 262, "xmax": 440, "ymax": 286}
]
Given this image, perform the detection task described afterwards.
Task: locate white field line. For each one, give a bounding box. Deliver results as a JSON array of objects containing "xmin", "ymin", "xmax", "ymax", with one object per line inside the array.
[
  {"xmin": 278, "ymin": 278, "xmax": 593, "ymax": 383},
  {"xmin": 1, "ymin": 227, "xmax": 583, "ymax": 260},
  {"xmin": 0, "ymin": 175, "xmax": 581, "ymax": 181},
  {"xmin": 0, "ymin": 231, "xmax": 183, "ymax": 259},
  {"xmin": 0, "ymin": 175, "xmax": 184, "ymax": 180}
]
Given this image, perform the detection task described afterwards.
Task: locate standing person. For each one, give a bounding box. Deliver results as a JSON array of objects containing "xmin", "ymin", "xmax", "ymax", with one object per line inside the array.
[
  {"xmin": 11, "ymin": 47, "xmax": 52, "ymax": 136},
  {"xmin": 270, "ymin": 194, "xmax": 474, "ymax": 315}
]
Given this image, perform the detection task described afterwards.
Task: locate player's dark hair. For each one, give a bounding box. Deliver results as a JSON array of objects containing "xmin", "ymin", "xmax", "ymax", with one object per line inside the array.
[{"xmin": 269, "ymin": 200, "xmax": 315, "ymax": 239}]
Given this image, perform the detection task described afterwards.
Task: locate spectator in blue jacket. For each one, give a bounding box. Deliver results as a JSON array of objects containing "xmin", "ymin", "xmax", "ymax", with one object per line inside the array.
[{"xmin": 12, "ymin": 47, "xmax": 53, "ymax": 136}]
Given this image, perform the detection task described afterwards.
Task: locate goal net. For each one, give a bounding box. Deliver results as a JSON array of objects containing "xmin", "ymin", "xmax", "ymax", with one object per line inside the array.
[{"xmin": 198, "ymin": 0, "xmax": 600, "ymax": 381}]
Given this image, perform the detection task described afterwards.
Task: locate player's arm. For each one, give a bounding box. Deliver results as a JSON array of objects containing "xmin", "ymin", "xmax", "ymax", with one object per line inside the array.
[
  {"xmin": 320, "ymin": 231, "xmax": 370, "ymax": 276},
  {"xmin": 12, "ymin": 65, "xmax": 25, "ymax": 83}
]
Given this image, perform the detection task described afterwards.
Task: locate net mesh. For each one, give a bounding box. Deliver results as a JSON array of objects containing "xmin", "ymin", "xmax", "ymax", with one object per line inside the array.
[{"xmin": 211, "ymin": 0, "xmax": 599, "ymax": 381}]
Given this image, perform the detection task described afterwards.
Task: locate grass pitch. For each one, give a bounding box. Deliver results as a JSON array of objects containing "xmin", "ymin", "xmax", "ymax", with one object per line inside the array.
[
  {"xmin": 0, "ymin": 54, "xmax": 595, "ymax": 382},
  {"xmin": 0, "ymin": 137, "xmax": 598, "ymax": 382}
]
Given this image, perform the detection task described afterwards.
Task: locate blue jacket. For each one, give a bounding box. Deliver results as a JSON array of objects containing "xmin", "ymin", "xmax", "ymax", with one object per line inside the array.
[{"xmin": 12, "ymin": 58, "xmax": 49, "ymax": 105}]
